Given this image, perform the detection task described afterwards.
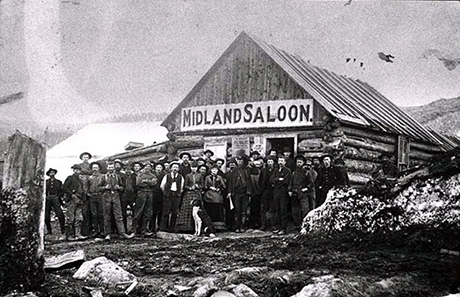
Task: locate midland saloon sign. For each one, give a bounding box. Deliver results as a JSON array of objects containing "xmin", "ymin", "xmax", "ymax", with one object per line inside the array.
[{"xmin": 181, "ymin": 99, "xmax": 314, "ymax": 131}]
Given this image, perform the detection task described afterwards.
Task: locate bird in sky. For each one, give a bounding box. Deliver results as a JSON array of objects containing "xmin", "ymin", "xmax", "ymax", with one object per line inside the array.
[
  {"xmin": 344, "ymin": 0, "xmax": 352, "ymax": 6},
  {"xmin": 346, "ymin": 58, "xmax": 351, "ymax": 63},
  {"xmin": 378, "ymin": 52, "xmax": 395, "ymax": 63}
]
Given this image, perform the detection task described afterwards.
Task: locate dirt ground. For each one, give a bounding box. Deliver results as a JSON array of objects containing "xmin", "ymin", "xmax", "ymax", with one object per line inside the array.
[{"xmin": 40, "ymin": 227, "xmax": 459, "ymax": 297}]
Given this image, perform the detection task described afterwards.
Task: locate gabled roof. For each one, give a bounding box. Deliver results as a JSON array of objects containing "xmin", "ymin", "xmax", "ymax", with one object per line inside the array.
[{"xmin": 163, "ymin": 31, "xmax": 440, "ymax": 145}]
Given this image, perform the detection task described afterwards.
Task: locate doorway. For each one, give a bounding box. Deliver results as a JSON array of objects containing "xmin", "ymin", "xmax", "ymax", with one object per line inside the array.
[{"xmin": 266, "ymin": 137, "xmax": 295, "ymax": 156}]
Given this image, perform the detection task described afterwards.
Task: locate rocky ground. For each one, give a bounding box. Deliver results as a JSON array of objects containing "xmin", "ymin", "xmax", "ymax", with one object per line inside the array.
[{"xmin": 39, "ymin": 226, "xmax": 458, "ymax": 297}]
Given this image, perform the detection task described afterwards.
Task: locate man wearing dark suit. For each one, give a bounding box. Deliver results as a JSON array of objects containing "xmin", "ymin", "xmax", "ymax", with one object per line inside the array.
[
  {"xmin": 63, "ymin": 164, "xmax": 86, "ymax": 241},
  {"xmin": 45, "ymin": 168, "xmax": 65, "ymax": 240}
]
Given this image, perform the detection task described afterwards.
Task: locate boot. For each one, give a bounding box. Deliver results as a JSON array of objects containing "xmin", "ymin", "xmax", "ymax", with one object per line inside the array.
[
  {"xmin": 75, "ymin": 226, "xmax": 88, "ymax": 240},
  {"xmin": 65, "ymin": 226, "xmax": 76, "ymax": 241}
]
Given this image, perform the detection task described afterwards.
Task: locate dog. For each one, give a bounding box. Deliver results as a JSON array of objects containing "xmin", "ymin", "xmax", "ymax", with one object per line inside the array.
[{"xmin": 191, "ymin": 198, "xmax": 215, "ymax": 237}]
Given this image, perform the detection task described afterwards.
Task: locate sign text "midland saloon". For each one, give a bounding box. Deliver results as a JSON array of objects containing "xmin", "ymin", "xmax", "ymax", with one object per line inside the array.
[{"xmin": 181, "ymin": 99, "xmax": 314, "ymax": 131}]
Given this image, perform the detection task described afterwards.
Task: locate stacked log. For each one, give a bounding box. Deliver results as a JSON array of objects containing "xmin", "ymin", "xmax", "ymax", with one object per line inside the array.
[{"xmin": 0, "ymin": 131, "xmax": 46, "ymax": 294}]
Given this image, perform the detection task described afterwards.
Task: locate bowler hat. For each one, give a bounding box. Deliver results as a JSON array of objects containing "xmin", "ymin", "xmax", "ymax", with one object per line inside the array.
[
  {"xmin": 46, "ymin": 168, "xmax": 58, "ymax": 176},
  {"xmin": 283, "ymin": 147, "xmax": 291, "ymax": 153},
  {"xmin": 203, "ymin": 149, "xmax": 214, "ymax": 156},
  {"xmin": 79, "ymin": 152, "xmax": 92, "ymax": 160},
  {"xmin": 179, "ymin": 152, "xmax": 192, "ymax": 159},
  {"xmin": 71, "ymin": 164, "xmax": 82, "ymax": 170}
]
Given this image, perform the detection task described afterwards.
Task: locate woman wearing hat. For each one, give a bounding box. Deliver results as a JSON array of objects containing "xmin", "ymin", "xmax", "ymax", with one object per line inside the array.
[
  {"xmin": 176, "ymin": 161, "xmax": 204, "ymax": 233},
  {"xmin": 203, "ymin": 165, "xmax": 227, "ymax": 231}
]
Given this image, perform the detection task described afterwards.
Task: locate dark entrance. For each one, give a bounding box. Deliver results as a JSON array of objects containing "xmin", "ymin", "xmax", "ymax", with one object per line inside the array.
[{"xmin": 266, "ymin": 137, "xmax": 295, "ymax": 156}]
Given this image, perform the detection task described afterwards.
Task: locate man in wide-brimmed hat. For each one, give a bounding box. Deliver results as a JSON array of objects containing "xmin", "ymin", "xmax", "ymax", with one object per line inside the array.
[
  {"xmin": 45, "ymin": 168, "xmax": 66, "ymax": 240},
  {"xmin": 179, "ymin": 152, "xmax": 192, "ymax": 177},
  {"xmin": 62, "ymin": 164, "xmax": 86, "ymax": 241},
  {"xmin": 133, "ymin": 162, "xmax": 158, "ymax": 237},
  {"xmin": 79, "ymin": 152, "xmax": 93, "ymax": 176}
]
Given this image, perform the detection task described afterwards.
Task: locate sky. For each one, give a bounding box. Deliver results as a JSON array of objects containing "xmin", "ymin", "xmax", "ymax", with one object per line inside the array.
[{"xmin": 0, "ymin": 0, "xmax": 459, "ymax": 126}]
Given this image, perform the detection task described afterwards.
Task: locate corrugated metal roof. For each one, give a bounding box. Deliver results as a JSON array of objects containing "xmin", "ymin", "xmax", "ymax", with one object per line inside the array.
[
  {"xmin": 162, "ymin": 31, "xmax": 441, "ymax": 145},
  {"xmin": 246, "ymin": 32, "xmax": 441, "ymax": 144}
]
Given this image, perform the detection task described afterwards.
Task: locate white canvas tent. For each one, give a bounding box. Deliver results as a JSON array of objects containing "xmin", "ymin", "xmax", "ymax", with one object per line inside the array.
[{"xmin": 47, "ymin": 122, "xmax": 168, "ymax": 178}]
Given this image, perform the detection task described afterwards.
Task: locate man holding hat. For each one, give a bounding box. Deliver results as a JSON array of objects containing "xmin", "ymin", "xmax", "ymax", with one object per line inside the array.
[
  {"xmin": 45, "ymin": 168, "xmax": 65, "ymax": 239},
  {"xmin": 63, "ymin": 164, "xmax": 86, "ymax": 241},
  {"xmin": 288, "ymin": 155, "xmax": 315, "ymax": 230}
]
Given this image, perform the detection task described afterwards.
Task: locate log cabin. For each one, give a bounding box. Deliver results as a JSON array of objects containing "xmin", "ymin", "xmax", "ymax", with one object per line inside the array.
[{"xmin": 158, "ymin": 31, "xmax": 449, "ymax": 186}]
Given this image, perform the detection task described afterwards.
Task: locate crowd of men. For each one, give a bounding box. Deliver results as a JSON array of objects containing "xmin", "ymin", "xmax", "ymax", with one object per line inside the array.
[{"xmin": 45, "ymin": 146, "xmax": 397, "ymax": 241}]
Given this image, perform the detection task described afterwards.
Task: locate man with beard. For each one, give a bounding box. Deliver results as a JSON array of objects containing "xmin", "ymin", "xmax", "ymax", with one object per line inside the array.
[
  {"xmin": 179, "ymin": 152, "xmax": 192, "ymax": 177},
  {"xmin": 134, "ymin": 162, "xmax": 157, "ymax": 237},
  {"xmin": 228, "ymin": 155, "xmax": 253, "ymax": 233},
  {"xmin": 86, "ymin": 162, "xmax": 104, "ymax": 238},
  {"xmin": 63, "ymin": 164, "xmax": 86, "ymax": 241},
  {"xmin": 113, "ymin": 159, "xmax": 129, "ymax": 233},
  {"xmin": 260, "ymin": 155, "xmax": 276, "ymax": 231},
  {"xmin": 288, "ymin": 156, "xmax": 315, "ymax": 230},
  {"xmin": 98, "ymin": 163, "xmax": 134, "ymax": 240},
  {"xmin": 316, "ymin": 155, "xmax": 340, "ymax": 207},
  {"xmin": 160, "ymin": 161, "xmax": 185, "ymax": 232},
  {"xmin": 270, "ymin": 156, "xmax": 291, "ymax": 235}
]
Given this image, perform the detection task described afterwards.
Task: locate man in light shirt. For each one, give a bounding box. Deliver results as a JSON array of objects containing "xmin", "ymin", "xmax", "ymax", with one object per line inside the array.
[{"xmin": 160, "ymin": 161, "xmax": 185, "ymax": 233}]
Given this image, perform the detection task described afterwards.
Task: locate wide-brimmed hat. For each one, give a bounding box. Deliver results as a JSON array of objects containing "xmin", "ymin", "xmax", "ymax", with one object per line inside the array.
[
  {"xmin": 283, "ymin": 147, "xmax": 291, "ymax": 153},
  {"xmin": 153, "ymin": 162, "xmax": 165, "ymax": 170},
  {"xmin": 71, "ymin": 164, "xmax": 82, "ymax": 170},
  {"xmin": 265, "ymin": 155, "xmax": 277, "ymax": 162},
  {"xmin": 203, "ymin": 149, "xmax": 214, "ymax": 156},
  {"xmin": 295, "ymin": 155, "xmax": 306, "ymax": 163},
  {"xmin": 79, "ymin": 152, "xmax": 92, "ymax": 160},
  {"xmin": 46, "ymin": 168, "xmax": 58, "ymax": 176},
  {"xmin": 190, "ymin": 160, "xmax": 198, "ymax": 167},
  {"xmin": 114, "ymin": 159, "xmax": 124, "ymax": 167},
  {"xmin": 179, "ymin": 152, "xmax": 192, "ymax": 159},
  {"xmin": 215, "ymin": 158, "xmax": 225, "ymax": 164},
  {"xmin": 131, "ymin": 161, "xmax": 144, "ymax": 169},
  {"xmin": 250, "ymin": 151, "xmax": 261, "ymax": 157},
  {"xmin": 198, "ymin": 164, "xmax": 209, "ymax": 171},
  {"xmin": 170, "ymin": 161, "xmax": 181, "ymax": 167},
  {"xmin": 227, "ymin": 157, "xmax": 237, "ymax": 165},
  {"xmin": 89, "ymin": 161, "xmax": 100, "ymax": 169}
]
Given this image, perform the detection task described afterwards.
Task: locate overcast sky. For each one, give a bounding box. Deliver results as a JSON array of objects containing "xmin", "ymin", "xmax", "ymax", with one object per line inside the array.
[{"xmin": 1, "ymin": 0, "xmax": 459, "ymax": 125}]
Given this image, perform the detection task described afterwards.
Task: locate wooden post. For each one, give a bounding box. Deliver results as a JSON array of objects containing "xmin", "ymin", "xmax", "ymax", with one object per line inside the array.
[{"xmin": 0, "ymin": 131, "xmax": 46, "ymax": 294}]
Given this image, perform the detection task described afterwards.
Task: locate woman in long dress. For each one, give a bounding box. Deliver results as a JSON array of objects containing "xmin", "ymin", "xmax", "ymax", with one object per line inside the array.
[
  {"xmin": 203, "ymin": 165, "xmax": 227, "ymax": 231},
  {"xmin": 176, "ymin": 161, "xmax": 204, "ymax": 233}
]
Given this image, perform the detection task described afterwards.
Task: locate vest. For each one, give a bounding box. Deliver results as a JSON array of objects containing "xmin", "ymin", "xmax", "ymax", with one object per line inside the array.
[{"xmin": 163, "ymin": 173, "xmax": 183, "ymax": 196}]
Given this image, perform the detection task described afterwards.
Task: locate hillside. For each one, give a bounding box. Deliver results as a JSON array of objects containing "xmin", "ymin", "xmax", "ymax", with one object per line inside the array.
[{"xmin": 403, "ymin": 97, "xmax": 460, "ymax": 136}]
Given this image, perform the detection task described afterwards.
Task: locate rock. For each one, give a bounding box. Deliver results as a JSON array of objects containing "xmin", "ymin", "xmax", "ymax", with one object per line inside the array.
[
  {"xmin": 193, "ymin": 283, "xmax": 217, "ymax": 297},
  {"xmin": 174, "ymin": 285, "xmax": 193, "ymax": 292},
  {"xmin": 311, "ymin": 275, "xmax": 335, "ymax": 283},
  {"xmin": 157, "ymin": 231, "xmax": 195, "ymax": 241},
  {"xmin": 211, "ymin": 290, "xmax": 237, "ymax": 297},
  {"xmin": 233, "ymin": 284, "xmax": 259, "ymax": 297},
  {"xmin": 44, "ymin": 250, "xmax": 85, "ymax": 271},
  {"xmin": 167, "ymin": 289, "xmax": 178, "ymax": 296},
  {"xmin": 291, "ymin": 278, "xmax": 366, "ymax": 297},
  {"xmin": 73, "ymin": 257, "xmax": 136, "ymax": 286},
  {"xmin": 225, "ymin": 267, "xmax": 270, "ymax": 284}
]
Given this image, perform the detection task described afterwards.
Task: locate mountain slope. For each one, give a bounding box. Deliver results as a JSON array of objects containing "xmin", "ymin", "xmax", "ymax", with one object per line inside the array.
[{"xmin": 403, "ymin": 97, "xmax": 460, "ymax": 136}]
